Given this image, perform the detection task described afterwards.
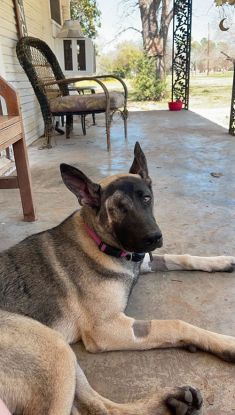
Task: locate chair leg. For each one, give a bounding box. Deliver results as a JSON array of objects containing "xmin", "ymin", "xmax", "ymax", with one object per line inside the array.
[
  {"xmin": 66, "ymin": 115, "xmax": 73, "ymax": 139},
  {"xmin": 55, "ymin": 120, "xmax": 64, "ymax": 135},
  {"xmin": 81, "ymin": 115, "xmax": 86, "ymax": 135},
  {"xmin": 71, "ymin": 115, "xmax": 74, "ymax": 131},
  {"xmin": 40, "ymin": 131, "xmax": 53, "ymax": 149},
  {"xmin": 124, "ymin": 116, "xmax": 127, "ymax": 140},
  {"xmin": 66, "ymin": 123, "xmax": 71, "ymax": 139},
  {"xmin": 91, "ymin": 89, "xmax": 96, "ymax": 125},
  {"xmin": 13, "ymin": 137, "xmax": 36, "ymax": 222},
  {"xmin": 41, "ymin": 118, "xmax": 53, "ymax": 149},
  {"xmin": 105, "ymin": 113, "xmax": 111, "ymax": 151},
  {"xmin": 122, "ymin": 108, "xmax": 128, "ymax": 140}
]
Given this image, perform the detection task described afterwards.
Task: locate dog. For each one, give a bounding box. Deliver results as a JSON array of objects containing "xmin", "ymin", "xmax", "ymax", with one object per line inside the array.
[{"xmin": 0, "ymin": 141, "xmax": 235, "ymax": 415}]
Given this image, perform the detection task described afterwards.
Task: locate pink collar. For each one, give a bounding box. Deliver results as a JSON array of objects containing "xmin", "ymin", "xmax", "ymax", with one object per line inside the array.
[
  {"xmin": 84, "ymin": 224, "xmax": 146, "ymax": 262},
  {"xmin": 84, "ymin": 223, "xmax": 128, "ymax": 258}
]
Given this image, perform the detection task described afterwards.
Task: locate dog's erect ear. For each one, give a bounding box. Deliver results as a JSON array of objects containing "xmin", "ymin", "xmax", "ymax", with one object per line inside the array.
[
  {"xmin": 60, "ymin": 163, "xmax": 101, "ymax": 208},
  {"xmin": 129, "ymin": 142, "xmax": 151, "ymax": 186}
]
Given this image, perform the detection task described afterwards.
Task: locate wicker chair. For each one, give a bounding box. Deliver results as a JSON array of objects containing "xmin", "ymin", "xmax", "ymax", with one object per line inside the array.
[{"xmin": 16, "ymin": 36, "xmax": 128, "ymax": 150}]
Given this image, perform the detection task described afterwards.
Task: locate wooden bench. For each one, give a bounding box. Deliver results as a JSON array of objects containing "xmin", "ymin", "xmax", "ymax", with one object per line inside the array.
[{"xmin": 0, "ymin": 76, "xmax": 36, "ymax": 221}]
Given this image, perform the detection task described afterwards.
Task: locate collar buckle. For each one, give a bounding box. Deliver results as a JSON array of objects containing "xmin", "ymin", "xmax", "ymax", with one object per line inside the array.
[{"xmin": 131, "ymin": 252, "xmax": 146, "ymax": 262}]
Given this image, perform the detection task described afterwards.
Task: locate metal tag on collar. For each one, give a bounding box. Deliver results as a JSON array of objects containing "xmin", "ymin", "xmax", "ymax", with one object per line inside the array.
[{"xmin": 126, "ymin": 252, "xmax": 145, "ymax": 262}]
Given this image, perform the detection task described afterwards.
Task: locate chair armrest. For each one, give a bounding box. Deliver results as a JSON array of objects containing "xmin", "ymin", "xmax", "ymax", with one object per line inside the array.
[
  {"xmin": 44, "ymin": 75, "xmax": 127, "ymax": 101},
  {"xmin": 93, "ymin": 75, "xmax": 128, "ymax": 102},
  {"xmin": 44, "ymin": 77, "xmax": 109, "ymax": 96}
]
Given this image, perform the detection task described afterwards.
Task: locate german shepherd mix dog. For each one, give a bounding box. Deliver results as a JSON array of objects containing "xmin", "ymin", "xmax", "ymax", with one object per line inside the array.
[{"xmin": 0, "ymin": 142, "xmax": 235, "ymax": 415}]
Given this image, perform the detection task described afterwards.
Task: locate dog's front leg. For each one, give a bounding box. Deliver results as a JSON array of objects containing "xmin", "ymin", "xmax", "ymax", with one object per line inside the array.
[
  {"xmin": 145, "ymin": 254, "xmax": 235, "ymax": 273},
  {"xmin": 82, "ymin": 312, "xmax": 235, "ymax": 363}
]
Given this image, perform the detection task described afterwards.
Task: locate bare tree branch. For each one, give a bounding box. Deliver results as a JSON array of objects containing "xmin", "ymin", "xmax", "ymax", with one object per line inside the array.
[
  {"xmin": 118, "ymin": 0, "xmax": 138, "ymax": 19},
  {"xmin": 117, "ymin": 26, "xmax": 142, "ymax": 35},
  {"xmin": 103, "ymin": 26, "xmax": 142, "ymax": 47},
  {"xmin": 221, "ymin": 51, "xmax": 235, "ymax": 63}
]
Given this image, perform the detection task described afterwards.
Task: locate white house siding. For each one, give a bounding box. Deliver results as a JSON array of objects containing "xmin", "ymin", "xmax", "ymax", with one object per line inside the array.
[{"xmin": 0, "ymin": 0, "xmax": 63, "ymax": 145}]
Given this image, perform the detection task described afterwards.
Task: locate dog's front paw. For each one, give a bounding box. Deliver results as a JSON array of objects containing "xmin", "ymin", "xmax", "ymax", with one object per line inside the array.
[
  {"xmin": 214, "ymin": 256, "xmax": 235, "ymax": 272},
  {"xmin": 166, "ymin": 386, "xmax": 203, "ymax": 415}
]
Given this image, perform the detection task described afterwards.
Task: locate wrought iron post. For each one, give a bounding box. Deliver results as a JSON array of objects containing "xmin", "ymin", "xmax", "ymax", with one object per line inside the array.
[
  {"xmin": 172, "ymin": 0, "xmax": 192, "ymax": 109},
  {"xmin": 229, "ymin": 62, "xmax": 235, "ymax": 135}
]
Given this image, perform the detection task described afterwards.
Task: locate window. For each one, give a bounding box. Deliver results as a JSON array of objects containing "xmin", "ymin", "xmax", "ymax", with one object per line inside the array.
[
  {"xmin": 63, "ymin": 40, "xmax": 73, "ymax": 71},
  {"xmin": 77, "ymin": 40, "xmax": 86, "ymax": 71},
  {"xmin": 50, "ymin": 0, "xmax": 61, "ymax": 25}
]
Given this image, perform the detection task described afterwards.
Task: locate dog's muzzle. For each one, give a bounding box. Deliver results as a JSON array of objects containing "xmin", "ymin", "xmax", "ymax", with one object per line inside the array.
[{"xmin": 143, "ymin": 232, "xmax": 163, "ymax": 250}]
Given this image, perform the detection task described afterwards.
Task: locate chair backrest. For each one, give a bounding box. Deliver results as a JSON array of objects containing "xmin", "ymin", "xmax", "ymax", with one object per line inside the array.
[{"xmin": 16, "ymin": 37, "xmax": 69, "ymax": 120}]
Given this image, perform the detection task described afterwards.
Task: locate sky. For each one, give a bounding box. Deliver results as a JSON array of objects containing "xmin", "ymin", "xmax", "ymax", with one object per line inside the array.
[{"xmin": 96, "ymin": 0, "xmax": 235, "ymax": 52}]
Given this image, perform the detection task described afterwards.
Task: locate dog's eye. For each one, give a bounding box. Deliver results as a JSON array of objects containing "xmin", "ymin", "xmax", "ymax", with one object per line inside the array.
[{"xmin": 143, "ymin": 195, "xmax": 151, "ymax": 204}]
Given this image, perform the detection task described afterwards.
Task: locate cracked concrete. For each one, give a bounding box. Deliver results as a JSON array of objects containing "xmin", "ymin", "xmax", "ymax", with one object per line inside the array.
[{"xmin": 0, "ymin": 110, "xmax": 235, "ymax": 413}]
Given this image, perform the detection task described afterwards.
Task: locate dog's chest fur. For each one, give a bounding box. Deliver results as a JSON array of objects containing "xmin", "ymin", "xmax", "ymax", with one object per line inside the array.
[{"xmin": 0, "ymin": 211, "xmax": 139, "ymax": 343}]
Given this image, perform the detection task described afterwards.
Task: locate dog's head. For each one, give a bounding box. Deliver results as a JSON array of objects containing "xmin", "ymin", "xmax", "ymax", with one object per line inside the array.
[{"xmin": 60, "ymin": 142, "xmax": 162, "ymax": 253}]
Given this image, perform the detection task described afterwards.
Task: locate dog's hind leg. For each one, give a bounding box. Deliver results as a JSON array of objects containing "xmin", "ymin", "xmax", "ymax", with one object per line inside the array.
[
  {"xmin": 74, "ymin": 363, "xmax": 202, "ymax": 415},
  {"xmin": 0, "ymin": 311, "xmax": 76, "ymax": 415},
  {"xmin": 0, "ymin": 313, "xmax": 202, "ymax": 415},
  {"xmin": 100, "ymin": 386, "xmax": 203, "ymax": 415},
  {"xmin": 23, "ymin": 343, "xmax": 76, "ymax": 415},
  {"xmin": 7, "ymin": 319, "xmax": 200, "ymax": 415},
  {"xmin": 145, "ymin": 254, "xmax": 235, "ymax": 273}
]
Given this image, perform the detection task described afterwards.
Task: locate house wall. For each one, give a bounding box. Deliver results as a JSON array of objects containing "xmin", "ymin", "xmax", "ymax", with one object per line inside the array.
[{"xmin": 0, "ymin": 0, "xmax": 65, "ymax": 145}]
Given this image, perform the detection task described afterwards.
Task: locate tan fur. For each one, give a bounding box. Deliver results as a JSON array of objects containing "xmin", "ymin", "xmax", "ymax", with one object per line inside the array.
[
  {"xmin": 0, "ymin": 312, "xmax": 76, "ymax": 415},
  {"xmin": 3, "ymin": 162, "xmax": 234, "ymax": 414},
  {"xmin": 99, "ymin": 173, "xmax": 140, "ymax": 188},
  {"xmin": 164, "ymin": 254, "xmax": 235, "ymax": 272},
  {"xmin": 150, "ymin": 254, "xmax": 235, "ymax": 272}
]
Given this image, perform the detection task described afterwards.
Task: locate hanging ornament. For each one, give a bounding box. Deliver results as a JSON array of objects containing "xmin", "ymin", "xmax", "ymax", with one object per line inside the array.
[{"xmin": 219, "ymin": 17, "xmax": 230, "ymax": 30}]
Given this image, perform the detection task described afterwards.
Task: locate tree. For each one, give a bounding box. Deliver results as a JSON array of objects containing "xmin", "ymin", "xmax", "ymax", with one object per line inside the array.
[
  {"xmin": 70, "ymin": 0, "xmax": 101, "ymax": 39},
  {"xmin": 122, "ymin": 0, "xmax": 173, "ymax": 80},
  {"xmin": 97, "ymin": 42, "xmax": 143, "ymax": 77},
  {"xmin": 133, "ymin": 54, "xmax": 166, "ymax": 100},
  {"xmin": 214, "ymin": 0, "xmax": 235, "ymax": 4},
  {"xmin": 138, "ymin": 0, "xmax": 173, "ymax": 79},
  {"xmin": 191, "ymin": 37, "xmax": 233, "ymax": 74}
]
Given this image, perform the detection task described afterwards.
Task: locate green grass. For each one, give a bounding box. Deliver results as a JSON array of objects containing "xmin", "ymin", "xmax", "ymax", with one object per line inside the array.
[
  {"xmin": 127, "ymin": 72, "xmax": 233, "ymax": 110},
  {"xmin": 73, "ymin": 72, "xmax": 233, "ymax": 112},
  {"xmin": 188, "ymin": 74, "xmax": 232, "ymax": 109},
  {"xmin": 201, "ymin": 71, "xmax": 233, "ymax": 78}
]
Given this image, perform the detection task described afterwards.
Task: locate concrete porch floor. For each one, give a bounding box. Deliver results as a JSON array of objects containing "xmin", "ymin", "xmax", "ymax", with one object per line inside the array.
[{"xmin": 0, "ymin": 110, "xmax": 235, "ymax": 413}]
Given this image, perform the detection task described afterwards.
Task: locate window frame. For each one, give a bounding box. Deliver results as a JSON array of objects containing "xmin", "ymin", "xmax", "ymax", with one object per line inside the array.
[{"xmin": 49, "ymin": 0, "xmax": 62, "ymax": 26}]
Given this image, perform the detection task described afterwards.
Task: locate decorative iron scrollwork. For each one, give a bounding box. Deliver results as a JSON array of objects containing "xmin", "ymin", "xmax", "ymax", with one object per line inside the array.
[
  {"xmin": 229, "ymin": 63, "xmax": 235, "ymax": 135},
  {"xmin": 172, "ymin": 0, "xmax": 192, "ymax": 109}
]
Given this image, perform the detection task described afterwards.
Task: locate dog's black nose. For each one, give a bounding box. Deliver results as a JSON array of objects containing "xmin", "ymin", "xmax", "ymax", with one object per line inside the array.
[{"xmin": 144, "ymin": 232, "xmax": 163, "ymax": 248}]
